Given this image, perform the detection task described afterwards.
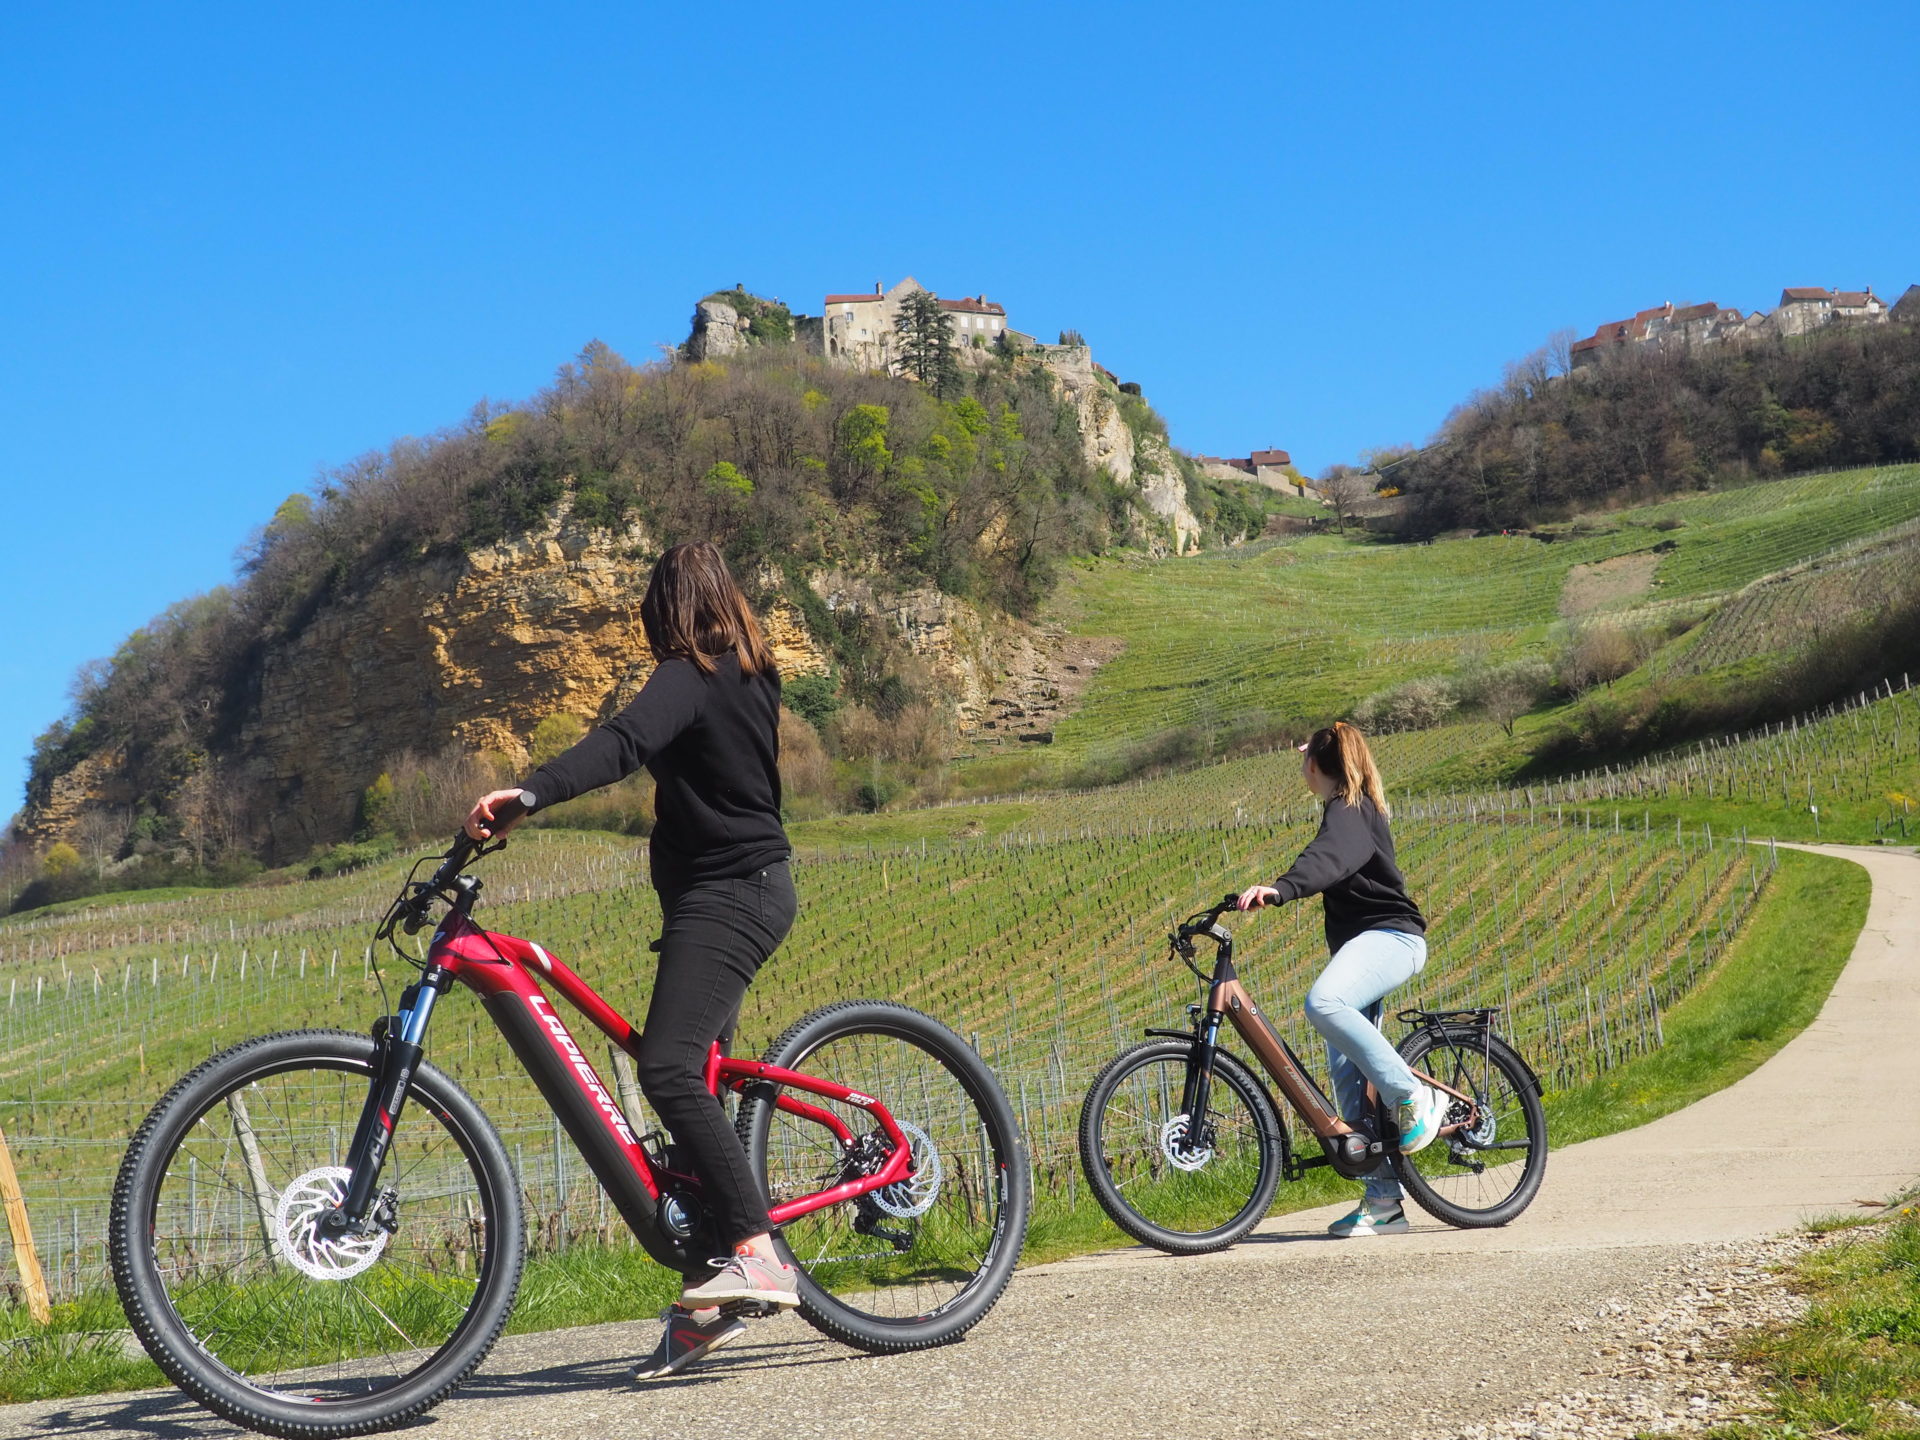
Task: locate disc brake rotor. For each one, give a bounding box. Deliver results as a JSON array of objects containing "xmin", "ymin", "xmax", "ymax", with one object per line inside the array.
[
  {"xmin": 869, "ymin": 1121, "xmax": 942, "ymax": 1218},
  {"xmin": 1457, "ymin": 1096, "xmax": 1497, "ymax": 1147},
  {"xmin": 274, "ymin": 1165, "xmax": 389, "ymax": 1280},
  {"xmin": 1158, "ymin": 1114, "xmax": 1213, "ymax": 1171}
]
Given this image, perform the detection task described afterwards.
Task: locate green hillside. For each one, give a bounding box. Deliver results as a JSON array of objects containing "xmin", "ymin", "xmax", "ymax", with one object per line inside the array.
[{"xmin": 1012, "ymin": 463, "xmax": 1920, "ymax": 798}]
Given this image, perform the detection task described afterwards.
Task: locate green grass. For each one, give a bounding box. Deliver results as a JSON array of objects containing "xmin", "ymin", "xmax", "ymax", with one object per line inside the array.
[
  {"xmin": 1707, "ymin": 1203, "xmax": 1920, "ymax": 1439},
  {"xmin": 1033, "ymin": 465, "xmax": 1920, "ymax": 762},
  {"xmin": 12, "ymin": 886, "xmax": 227, "ymax": 919},
  {"xmin": 0, "ymin": 1242, "xmax": 685, "ymax": 1404}
]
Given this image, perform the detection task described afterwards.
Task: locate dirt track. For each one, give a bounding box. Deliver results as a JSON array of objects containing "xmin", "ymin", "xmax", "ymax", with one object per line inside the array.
[{"xmin": 4, "ymin": 844, "xmax": 1912, "ymax": 1440}]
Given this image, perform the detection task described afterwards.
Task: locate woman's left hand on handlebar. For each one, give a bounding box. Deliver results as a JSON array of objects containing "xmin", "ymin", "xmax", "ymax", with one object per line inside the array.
[
  {"xmin": 1235, "ymin": 885, "xmax": 1279, "ymax": 911},
  {"xmin": 465, "ymin": 790, "xmax": 528, "ymax": 842}
]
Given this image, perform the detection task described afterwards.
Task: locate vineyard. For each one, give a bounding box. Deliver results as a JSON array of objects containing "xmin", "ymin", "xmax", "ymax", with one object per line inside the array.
[
  {"xmin": 1472, "ymin": 677, "xmax": 1920, "ymax": 844},
  {"xmin": 1036, "ymin": 462, "xmax": 1920, "ymax": 771},
  {"xmin": 1, "ymin": 799, "xmax": 1772, "ymax": 1306}
]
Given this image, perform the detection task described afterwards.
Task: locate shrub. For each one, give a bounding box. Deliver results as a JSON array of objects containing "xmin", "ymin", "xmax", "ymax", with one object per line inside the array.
[
  {"xmin": 1352, "ymin": 675, "xmax": 1460, "ymax": 733},
  {"xmin": 357, "ymin": 773, "xmax": 397, "ymax": 839},
  {"xmin": 306, "ymin": 834, "xmax": 397, "ymax": 879},
  {"xmin": 782, "ymin": 673, "xmax": 840, "ymax": 732},
  {"xmin": 528, "ymin": 713, "xmax": 590, "ymax": 767},
  {"xmin": 1558, "ymin": 623, "xmax": 1638, "ymax": 693}
]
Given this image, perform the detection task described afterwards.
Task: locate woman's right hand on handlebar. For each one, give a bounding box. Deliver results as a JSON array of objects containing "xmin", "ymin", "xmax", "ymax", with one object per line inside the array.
[
  {"xmin": 465, "ymin": 790, "xmax": 529, "ymax": 842},
  {"xmin": 1235, "ymin": 884, "xmax": 1280, "ymax": 911}
]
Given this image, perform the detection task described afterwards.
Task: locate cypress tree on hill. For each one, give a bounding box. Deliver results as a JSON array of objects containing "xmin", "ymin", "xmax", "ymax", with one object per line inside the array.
[{"xmin": 894, "ymin": 290, "xmax": 962, "ymax": 398}]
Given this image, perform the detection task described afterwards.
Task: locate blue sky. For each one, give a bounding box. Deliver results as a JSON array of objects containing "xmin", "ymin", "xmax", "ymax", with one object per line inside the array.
[{"xmin": 2, "ymin": 1, "xmax": 1915, "ymax": 814}]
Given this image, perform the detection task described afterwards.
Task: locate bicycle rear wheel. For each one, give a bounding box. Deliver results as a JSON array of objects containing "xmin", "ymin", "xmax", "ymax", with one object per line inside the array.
[
  {"xmin": 1078, "ymin": 1039, "xmax": 1284, "ymax": 1254},
  {"xmin": 110, "ymin": 1030, "xmax": 524, "ymax": 1439},
  {"xmin": 1391, "ymin": 1027, "xmax": 1547, "ymax": 1228},
  {"xmin": 735, "ymin": 1001, "xmax": 1030, "ymax": 1353}
]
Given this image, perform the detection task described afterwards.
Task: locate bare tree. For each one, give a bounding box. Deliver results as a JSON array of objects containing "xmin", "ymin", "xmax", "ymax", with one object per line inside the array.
[
  {"xmin": 1318, "ymin": 465, "xmax": 1376, "ymax": 534},
  {"xmin": 1546, "ymin": 327, "xmax": 1577, "ymax": 377}
]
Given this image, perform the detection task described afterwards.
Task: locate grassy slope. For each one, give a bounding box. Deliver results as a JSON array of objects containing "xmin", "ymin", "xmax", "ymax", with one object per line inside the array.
[{"xmin": 1030, "ymin": 464, "xmax": 1920, "ymax": 771}]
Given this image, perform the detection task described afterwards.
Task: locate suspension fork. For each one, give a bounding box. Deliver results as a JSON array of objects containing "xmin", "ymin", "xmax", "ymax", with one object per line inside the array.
[
  {"xmin": 1176, "ymin": 1009, "xmax": 1226, "ymax": 1151},
  {"xmin": 324, "ymin": 967, "xmax": 449, "ymax": 1235}
]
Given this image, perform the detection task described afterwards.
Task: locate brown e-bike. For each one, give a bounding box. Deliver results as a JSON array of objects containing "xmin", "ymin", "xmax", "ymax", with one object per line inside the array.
[{"xmin": 1078, "ymin": 896, "xmax": 1546, "ymax": 1253}]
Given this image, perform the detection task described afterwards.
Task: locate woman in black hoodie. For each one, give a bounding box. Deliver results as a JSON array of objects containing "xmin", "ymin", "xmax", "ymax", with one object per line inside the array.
[
  {"xmin": 466, "ymin": 541, "xmax": 796, "ymax": 1377},
  {"xmin": 1235, "ymin": 721, "xmax": 1444, "ymax": 1237}
]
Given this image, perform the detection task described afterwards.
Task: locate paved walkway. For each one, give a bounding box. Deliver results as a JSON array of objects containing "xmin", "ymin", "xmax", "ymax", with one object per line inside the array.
[{"xmin": 4, "ymin": 846, "xmax": 1913, "ymax": 1440}]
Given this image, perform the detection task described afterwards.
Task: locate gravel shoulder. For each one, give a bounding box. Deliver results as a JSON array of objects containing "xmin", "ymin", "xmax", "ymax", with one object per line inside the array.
[{"xmin": 3, "ymin": 846, "xmax": 1911, "ymax": 1440}]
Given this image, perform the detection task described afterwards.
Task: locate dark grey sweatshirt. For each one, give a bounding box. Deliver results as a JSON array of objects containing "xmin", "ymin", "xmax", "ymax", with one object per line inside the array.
[{"xmin": 1270, "ymin": 795, "xmax": 1427, "ymax": 953}]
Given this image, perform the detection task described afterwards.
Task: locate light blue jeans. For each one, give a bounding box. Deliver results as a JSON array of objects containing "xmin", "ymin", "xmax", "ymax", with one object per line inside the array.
[{"xmin": 1304, "ymin": 927, "xmax": 1428, "ymax": 1203}]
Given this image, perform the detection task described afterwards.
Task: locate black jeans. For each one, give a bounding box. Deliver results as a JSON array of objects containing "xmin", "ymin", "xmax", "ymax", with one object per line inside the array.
[{"xmin": 634, "ymin": 861, "xmax": 796, "ymax": 1255}]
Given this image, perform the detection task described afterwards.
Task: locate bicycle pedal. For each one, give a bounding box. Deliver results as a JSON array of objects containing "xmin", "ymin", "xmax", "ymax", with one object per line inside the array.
[{"xmin": 717, "ymin": 1299, "xmax": 782, "ymax": 1320}]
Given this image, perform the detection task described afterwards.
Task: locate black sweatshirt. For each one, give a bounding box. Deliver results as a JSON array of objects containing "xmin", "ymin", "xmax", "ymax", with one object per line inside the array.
[
  {"xmin": 521, "ymin": 654, "xmax": 789, "ymax": 893},
  {"xmin": 1270, "ymin": 795, "xmax": 1426, "ymax": 954}
]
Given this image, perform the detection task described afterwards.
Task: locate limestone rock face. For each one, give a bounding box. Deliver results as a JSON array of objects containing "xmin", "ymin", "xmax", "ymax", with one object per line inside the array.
[
  {"xmin": 222, "ymin": 511, "xmax": 826, "ymax": 861},
  {"xmin": 1033, "ymin": 346, "xmax": 1199, "ymax": 555},
  {"xmin": 686, "ymin": 300, "xmax": 750, "ymax": 361},
  {"xmin": 1131, "ymin": 432, "xmax": 1202, "ymax": 555}
]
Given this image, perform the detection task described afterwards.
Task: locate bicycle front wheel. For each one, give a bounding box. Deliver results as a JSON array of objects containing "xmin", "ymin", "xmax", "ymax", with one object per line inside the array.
[
  {"xmin": 1391, "ymin": 1027, "xmax": 1547, "ymax": 1228},
  {"xmin": 110, "ymin": 1030, "xmax": 525, "ymax": 1439},
  {"xmin": 735, "ymin": 1001, "xmax": 1031, "ymax": 1353},
  {"xmin": 1077, "ymin": 1039, "xmax": 1284, "ymax": 1254}
]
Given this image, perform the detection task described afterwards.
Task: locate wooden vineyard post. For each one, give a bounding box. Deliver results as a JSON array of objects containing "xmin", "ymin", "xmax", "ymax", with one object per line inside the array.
[
  {"xmin": 609, "ymin": 1046, "xmax": 647, "ymax": 1134},
  {"xmin": 227, "ymin": 1091, "xmax": 282, "ymax": 1258},
  {"xmin": 0, "ymin": 1123, "xmax": 50, "ymax": 1324}
]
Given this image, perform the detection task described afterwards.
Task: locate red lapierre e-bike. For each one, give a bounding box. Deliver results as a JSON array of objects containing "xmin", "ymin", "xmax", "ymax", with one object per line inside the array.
[{"xmin": 109, "ymin": 793, "xmax": 1031, "ymax": 1438}]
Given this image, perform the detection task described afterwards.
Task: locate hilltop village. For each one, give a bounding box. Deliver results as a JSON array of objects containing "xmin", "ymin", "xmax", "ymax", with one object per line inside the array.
[
  {"xmin": 1569, "ymin": 283, "xmax": 1920, "ymax": 368},
  {"xmin": 686, "ymin": 277, "xmax": 1311, "ymax": 504}
]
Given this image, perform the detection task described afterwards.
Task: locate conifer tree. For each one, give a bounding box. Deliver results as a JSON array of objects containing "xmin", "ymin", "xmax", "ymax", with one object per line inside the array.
[{"xmin": 893, "ymin": 290, "xmax": 962, "ymax": 397}]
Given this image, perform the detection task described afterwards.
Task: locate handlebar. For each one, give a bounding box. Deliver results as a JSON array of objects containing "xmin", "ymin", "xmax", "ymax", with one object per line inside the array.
[{"xmin": 387, "ymin": 790, "xmax": 539, "ymax": 938}]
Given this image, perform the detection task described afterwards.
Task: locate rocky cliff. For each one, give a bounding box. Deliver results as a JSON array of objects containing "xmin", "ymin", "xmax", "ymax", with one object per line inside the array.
[
  {"xmin": 1031, "ymin": 345, "xmax": 1201, "ymax": 553},
  {"xmin": 16, "ymin": 501, "xmax": 1103, "ymax": 860}
]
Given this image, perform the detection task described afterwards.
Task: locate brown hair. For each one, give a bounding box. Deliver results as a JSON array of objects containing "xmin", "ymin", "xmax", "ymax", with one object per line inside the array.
[
  {"xmin": 639, "ymin": 541, "xmax": 775, "ymax": 676},
  {"xmin": 1303, "ymin": 721, "xmax": 1390, "ymax": 816}
]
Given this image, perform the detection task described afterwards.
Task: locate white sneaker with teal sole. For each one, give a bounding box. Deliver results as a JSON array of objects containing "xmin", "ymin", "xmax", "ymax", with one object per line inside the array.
[
  {"xmin": 1396, "ymin": 1083, "xmax": 1448, "ymax": 1155},
  {"xmin": 1327, "ymin": 1198, "xmax": 1409, "ymax": 1236}
]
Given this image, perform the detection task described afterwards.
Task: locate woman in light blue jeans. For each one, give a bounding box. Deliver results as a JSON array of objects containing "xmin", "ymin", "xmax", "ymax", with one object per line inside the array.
[
  {"xmin": 1237, "ymin": 722, "xmax": 1439, "ymax": 1237},
  {"xmin": 1307, "ymin": 926, "xmax": 1429, "ymax": 1221}
]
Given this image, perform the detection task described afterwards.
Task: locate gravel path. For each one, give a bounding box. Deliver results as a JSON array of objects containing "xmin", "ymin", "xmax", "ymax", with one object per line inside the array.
[{"xmin": 4, "ymin": 844, "xmax": 1912, "ymax": 1440}]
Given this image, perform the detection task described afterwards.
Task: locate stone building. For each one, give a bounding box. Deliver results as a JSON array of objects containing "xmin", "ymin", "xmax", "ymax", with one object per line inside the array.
[
  {"xmin": 1194, "ymin": 448, "xmax": 1304, "ymax": 495},
  {"xmin": 1892, "ymin": 285, "xmax": 1920, "ymax": 327},
  {"xmin": 1569, "ymin": 284, "xmax": 1902, "ymax": 368},
  {"xmin": 817, "ymin": 277, "xmax": 1010, "ymax": 370}
]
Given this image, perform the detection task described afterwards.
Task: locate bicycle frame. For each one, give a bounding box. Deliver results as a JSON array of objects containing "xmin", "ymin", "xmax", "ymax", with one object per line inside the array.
[
  {"xmin": 1159, "ymin": 917, "xmax": 1477, "ymax": 1181},
  {"xmin": 334, "ymin": 901, "xmax": 914, "ymax": 1273}
]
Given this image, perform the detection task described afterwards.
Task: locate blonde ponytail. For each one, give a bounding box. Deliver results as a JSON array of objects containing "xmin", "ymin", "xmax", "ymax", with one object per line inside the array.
[{"xmin": 1305, "ymin": 721, "xmax": 1390, "ymax": 816}]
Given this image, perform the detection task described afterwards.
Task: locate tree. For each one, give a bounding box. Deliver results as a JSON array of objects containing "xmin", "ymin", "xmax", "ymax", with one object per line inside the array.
[
  {"xmin": 893, "ymin": 291, "xmax": 962, "ymax": 398},
  {"xmin": 1319, "ymin": 465, "xmax": 1376, "ymax": 533}
]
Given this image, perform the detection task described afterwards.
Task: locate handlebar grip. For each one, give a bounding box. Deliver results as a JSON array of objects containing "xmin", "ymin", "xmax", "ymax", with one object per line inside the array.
[{"xmin": 488, "ymin": 789, "xmax": 537, "ymax": 828}]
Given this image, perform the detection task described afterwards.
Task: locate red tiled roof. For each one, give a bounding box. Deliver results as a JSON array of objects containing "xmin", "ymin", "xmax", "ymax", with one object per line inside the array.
[
  {"xmin": 824, "ymin": 293, "xmax": 881, "ymax": 305},
  {"xmin": 1570, "ymin": 335, "xmax": 1604, "ymax": 353},
  {"xmin": 1781, "ymin": 287, "xmax": 1833, "ymax": 303},
  {"xmin": 938, "ymin": 296, "xmax": 1006, "ymax": 315},
  {"xmin": 1634, "ymin": 304, "xmax": 1674, "ymax": 321},
  {"xmin": 1833, "ymin": 291, "xmax": 1874, "ymax": 308},
  {"xmin": 1670, "ymin": 302, "xmax": 1719, "ymax": 323},
  {"xmin": 1249, "ymin": 449, "xmax": 1292, "ymax": 467}
]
